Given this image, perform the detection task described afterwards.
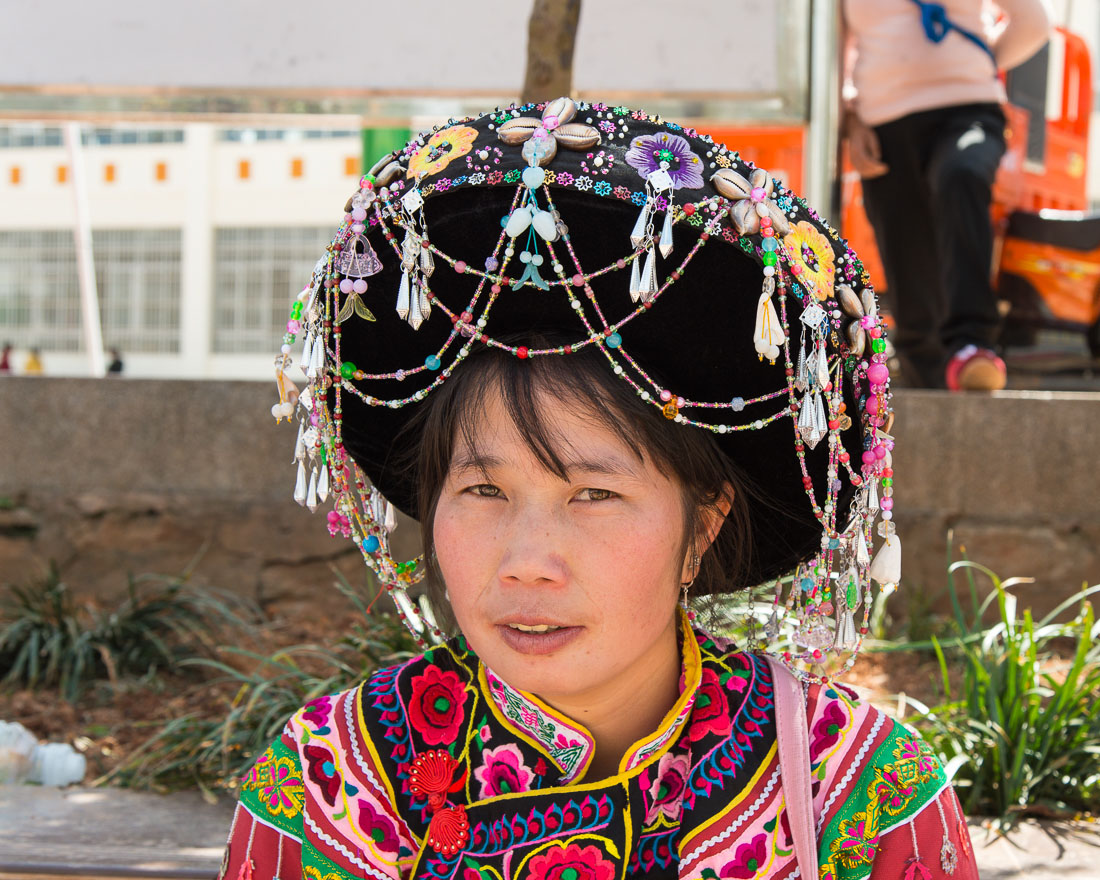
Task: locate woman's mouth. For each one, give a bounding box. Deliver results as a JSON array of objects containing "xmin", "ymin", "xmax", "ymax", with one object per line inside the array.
[{"xmin": 496, "ymin": 623, "xmax": 582, "ymax": 654}]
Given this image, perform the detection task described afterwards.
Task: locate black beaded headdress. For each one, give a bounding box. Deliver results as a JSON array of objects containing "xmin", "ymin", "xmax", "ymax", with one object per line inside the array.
[{"xmin": 270, "ymin": 99, "xmax": 899, "ymax": 681}]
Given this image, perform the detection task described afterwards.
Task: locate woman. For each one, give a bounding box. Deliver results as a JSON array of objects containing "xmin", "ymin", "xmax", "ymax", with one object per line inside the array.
[
  {"xmin": 223, "ymin": 100, "xmax": 977, "ymax": 880},
  {"xmin": 842, "ymin": 0, "xmax": 1051, "ymax": 390}
]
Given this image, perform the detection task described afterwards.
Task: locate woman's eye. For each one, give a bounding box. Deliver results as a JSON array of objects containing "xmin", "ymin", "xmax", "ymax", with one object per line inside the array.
[
  {"xmin": 468, "ymin": 484, "xmax": 502, "ymax": 498},
  {"xmin": 577, "ymin": 488, "xmax": 615, "ymax": 502}
]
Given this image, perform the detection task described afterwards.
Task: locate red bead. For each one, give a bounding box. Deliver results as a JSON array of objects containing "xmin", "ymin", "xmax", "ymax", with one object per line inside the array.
[
  {"xmin": 828, "ymin": 419, "xmax": 839, "ymax": 430},
  {"xmin": 683, "ymin": 203, "xmax": 696, "ymax": 216},
  {"xmin": 572, "ymin": 274, "xmax": 585, "ymax": 287},
  {"xmin": 760, "ymin": 216, "xmax": 772, "ymax": 228},
  {"xmin": 701, "ymin": 232, "xmax": 710, "ymax": 241},
  {"xmin": 516, "ymin": 346, "xmax": 529, "ymax": 359}
]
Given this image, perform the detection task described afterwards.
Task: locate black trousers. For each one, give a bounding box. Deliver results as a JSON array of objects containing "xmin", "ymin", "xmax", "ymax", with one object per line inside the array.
[{"xmin": 860, "ymin": 103, "xmax": 1006, "ymax": 388}]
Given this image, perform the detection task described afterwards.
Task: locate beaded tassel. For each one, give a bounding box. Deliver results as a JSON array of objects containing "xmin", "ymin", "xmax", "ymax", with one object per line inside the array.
[
  {"xmin": 753, "ymin": 279, "xmax": 783, "ymax": 363},
  {"xmin": 658, "ymin": 208, "xmax": 674, "ymax": 258},
  {"xmin": 293, "ymin": 460, "xmax": 307, "ymax": 506},
  {"xmin": 306, "ymin": 469, "xmax": 319, "ymax": 512}
]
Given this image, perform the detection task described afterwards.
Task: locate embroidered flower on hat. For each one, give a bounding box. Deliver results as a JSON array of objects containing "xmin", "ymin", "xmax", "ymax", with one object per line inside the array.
[
  {"xmin": 782, "ymin": 220, "xmax": 836, "ymax": 301},
  {"xmin": 407, "ymin": 126, "xmax": 479, "ymax": 179},
  {"xmin": 624, "ymin": 132, "xmax": 705, "ymax": 190}
]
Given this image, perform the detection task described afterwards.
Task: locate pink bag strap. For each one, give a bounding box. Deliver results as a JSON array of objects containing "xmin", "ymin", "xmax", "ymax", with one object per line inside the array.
[{"xmin": 765, "ymin": 656, "xmax": 819, "ymax": 880}]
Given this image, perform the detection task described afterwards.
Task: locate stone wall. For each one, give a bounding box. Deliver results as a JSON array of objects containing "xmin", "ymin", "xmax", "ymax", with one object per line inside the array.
[{"xmin": 2, "ymin": 379, "xmax": 1098, "ymax": 619}]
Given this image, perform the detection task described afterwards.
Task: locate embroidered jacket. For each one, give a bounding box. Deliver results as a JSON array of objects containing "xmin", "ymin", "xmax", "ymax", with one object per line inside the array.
[{"xmin": 219, "ymin": 617, "xmax": 977, "ymax": 880}]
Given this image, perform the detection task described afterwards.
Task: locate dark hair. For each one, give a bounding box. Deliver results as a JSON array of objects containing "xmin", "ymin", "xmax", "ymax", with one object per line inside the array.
[{"xmin": 402, "ymin": 338, "xmax": 756, "ymax": 634}]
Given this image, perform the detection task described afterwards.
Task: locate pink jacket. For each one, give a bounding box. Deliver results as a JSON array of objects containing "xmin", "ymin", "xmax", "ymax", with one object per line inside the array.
[{"xmin": 844, "ymin": 0, "xmax": 1053, "ymax": 126}]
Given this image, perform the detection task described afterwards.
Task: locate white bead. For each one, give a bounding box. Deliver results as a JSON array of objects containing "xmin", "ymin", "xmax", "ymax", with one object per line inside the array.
[
  {"xmin": 281, "ymin": 344, "xmax": 291, "ymax": 354},
  {"xmin": 763, "ymin": 265, "xmax": 775, "ymax": 276}
]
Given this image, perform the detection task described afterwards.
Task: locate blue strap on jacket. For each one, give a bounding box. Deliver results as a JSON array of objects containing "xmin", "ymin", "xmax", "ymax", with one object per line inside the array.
[{"xmin": 909, "ymin": 0, "xmax": 998, "ymax": 67}]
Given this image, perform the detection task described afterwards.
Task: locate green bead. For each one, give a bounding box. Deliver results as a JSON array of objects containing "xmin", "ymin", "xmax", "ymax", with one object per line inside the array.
[
  {"xmin": 882, "ymin": 478, "xmax": 893, "ymax": 487},
  {"xmin": 762, "ymin": 251, "xmax": 778, "ymax": 267},
  {"xmin": 340, "ymin": 361, "xmax": 356, "ymax": 378},
  {"xmin": 291, "ymin": 303, "xmax": 303, "ymax": 318},
  {"xmin": 871, "ymin": 338, "xmax": 886, "ymax": 354}
]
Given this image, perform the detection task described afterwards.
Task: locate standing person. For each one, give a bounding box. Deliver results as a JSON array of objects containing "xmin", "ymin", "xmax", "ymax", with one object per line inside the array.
[
  {"xmin": 219, "ymin": 100, "xmax": 976, "ymax": 880},
  {"xmin": 23, "ymin": 347, "xmax": 43, "ymax": 376},
  {"xmin": 0, "ymin": 343, "xmax": 11, "ymax": 374},
  {"xmin": 106, "ymin": 348, "xmax": 124, "ymax": 375},
  {"xmin": 843, "ymin": 0, "xmax": 1052, "ymax": 389}
]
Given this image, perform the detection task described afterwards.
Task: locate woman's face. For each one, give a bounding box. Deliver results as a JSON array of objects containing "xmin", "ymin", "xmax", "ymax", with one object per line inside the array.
[{"xmin": 432, "ymin": 388, "xmax": 688, "ymax": 706}]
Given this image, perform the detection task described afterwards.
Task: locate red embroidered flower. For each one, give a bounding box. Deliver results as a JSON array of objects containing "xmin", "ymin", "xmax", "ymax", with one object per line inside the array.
[
  {"xmin": 303, "ymin": 744, "xmax": 342, "ymax": 806},
  {"xmin": 473, "ymin": 743, "xmax": 534, "ymax": 798},
  {"xmin": 687, "ymin": 668, "xmax": 732, "ymax": 742},
  {"xmin": 408, "ymin": 666, "xmax": 466, "ymax": 745},
  {"xmin": 720, "ymin": 832, "xmax": 768, "ymax": 878},
  {"xmin": 809, "ymin": 700, "xmax": 847, "ymax": 762},
  {"xmin": 357, "ymin": 799, "xmax": 400, "ymax": 854},
  {"xmin": 643, "ymin": 751, "xmax": 689, "ymax": 824},
  {"xmin": 528, "ymin": 843, "xmax": 616, "ymax": 880},
  {"xmin": 301, "ymin": 695, "xmax": 333, "ymax": 728}
]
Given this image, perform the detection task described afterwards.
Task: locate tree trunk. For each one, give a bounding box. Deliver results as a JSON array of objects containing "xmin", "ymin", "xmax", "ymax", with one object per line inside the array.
[{"xmin": 521, "ymin": 0, "xmax": 582, "ymax": 105}]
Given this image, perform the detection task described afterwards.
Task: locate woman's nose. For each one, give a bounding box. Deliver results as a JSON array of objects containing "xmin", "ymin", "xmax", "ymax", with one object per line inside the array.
[{"xmin": 495, "ymin": 502, "xmax": 569, "ymax": 587}]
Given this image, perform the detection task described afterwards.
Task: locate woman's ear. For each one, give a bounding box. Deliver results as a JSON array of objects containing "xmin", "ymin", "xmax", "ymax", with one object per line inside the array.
[{"xmin": 698, "ymin": 483, "xmax": 735, "ymax": 553}]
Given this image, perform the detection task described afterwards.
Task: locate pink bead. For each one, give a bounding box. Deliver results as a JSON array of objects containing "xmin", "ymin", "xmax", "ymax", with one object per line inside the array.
[
  {"xmin": 351, "ymin": 207, "xmax": 367, "ymax": 222},
  {"xmin": 869, "ymin": 327, "xmax": 882, "ymax": 338},
  {"xmin": 542, "ymin": 114, "xmax": 559, "ymax": 130},
  {"xmin": 339, "ymin": 278, "xmax": 353, "ymax": 293},
  {"xmin": 343, "ymin": 213, "xmax": 353, "ymax": 223},
  {"xmin": 616, "ymin": 259, "xmax": 626, "ymax": 269},
  {"xmin": 572, "ymin": 274, "xmax": 585, "ymax": 287},
  {"xmin": 660, "ymin": 389, "xmax": 672, "ymax": 402},
  {"xmin": 534, "ymin": 127, "xmax": 548, "ymax": 139},
  {"xmin": 874, "ymin": 445, "xmax": 887, "ymax": 459},
  {"xmin": 860, "ymin": 315, "xmax": 877, "ymax": 329},
  {"xmin": 454, "ymin": 260, "xmax": 467, "ymax": 274},
  {"xmin": 676, "ymin": 397, "xmax": 685, "ymax": 407},
  {"xmin": 791, "ymin": 264, "xmax": 803, "ymax": 275},
  {"xmin": 491, "ymin": 284, "xmax": 501, "ymax": 294},
  {"xmin": 353, "ymin": 279, "xmax": 368, "ymax": 294},
  {"xmin": 750, "ymin": 186, "xmax": 767, "ymax": 202},
  {"xmin": 865, "ymin": 394, "xmax": 880, "ymax": 414},
  {"xmin": 287, "ymin": 319, "xmax": 300, "ymax": 333},
  {"xmin": 861, "ymin": 450, "xmax": 876, "ymax": 465},
  {"xmin": 881, "ymin": 497, "xmax": 894, "ymax": 510},
  {"xmin": 866, "ymin": 363, "xmax": 889, "ymax": 385}
]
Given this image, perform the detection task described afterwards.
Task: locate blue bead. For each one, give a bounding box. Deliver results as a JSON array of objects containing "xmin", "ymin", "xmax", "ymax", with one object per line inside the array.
[
  {"xmin": 731, "ymin": 397, "xmax": 745, "ymax": 412},
  {"xmin": 363, "ymin": 535, "xmax": 380, "ymax": 553},
  {"xmin": 828, "ymin": 538, "xmax": 840, "ymax": 549},
  {"xmin": 761, "ymin": 237, "xmax": 778, "ymax": 252},
  {"xmin": 425, "ymin": 355, "xmax": 441, "ymax": 370},
  {"xmin": 500, "ymin": 215, "xmax": 509, "ymax": 227},
  {"xmin": 606, "ymin": 332, "xmax": 622, "ymax": 348},
  {"xmin": 800, "ymin": 577, "xmax": 814, "ymax": 592}
]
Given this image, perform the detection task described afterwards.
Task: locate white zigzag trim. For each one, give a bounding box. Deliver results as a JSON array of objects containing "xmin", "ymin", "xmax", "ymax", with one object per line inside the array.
[
  {"xmin": 681, "ymin": 766, "xmax": 781, "ymax": 868},
  {"xmin": 343, "ymin": 688, "xmax": 417, "ymax": 843},
  {"xmin": 304, "ymin": 811, "xmax": 396, "ymax": 880},
  {"xmin": 817, "ymin": 712, "xmax": 887, "ymax": 833},
  {"xmin": 345, "ymin": 689, "xmax": 386, "ymax": 792}
]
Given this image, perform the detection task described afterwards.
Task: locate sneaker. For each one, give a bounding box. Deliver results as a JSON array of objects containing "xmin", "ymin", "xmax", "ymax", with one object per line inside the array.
[{"xmin": 945, "ymin": 345, "xmax": 1007, "ymax": 391}]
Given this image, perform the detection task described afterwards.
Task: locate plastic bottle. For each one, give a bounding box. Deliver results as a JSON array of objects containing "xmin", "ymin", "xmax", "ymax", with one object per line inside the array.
[{"xmin": 28, "ymin": 742, "xmax": 87, "ymax": 786}]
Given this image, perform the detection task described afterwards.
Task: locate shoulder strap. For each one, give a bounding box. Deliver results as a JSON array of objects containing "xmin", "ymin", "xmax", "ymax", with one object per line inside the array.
[{"xmin": 765, "ymin": 656, "xmax": 818, "ymax": 880}]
